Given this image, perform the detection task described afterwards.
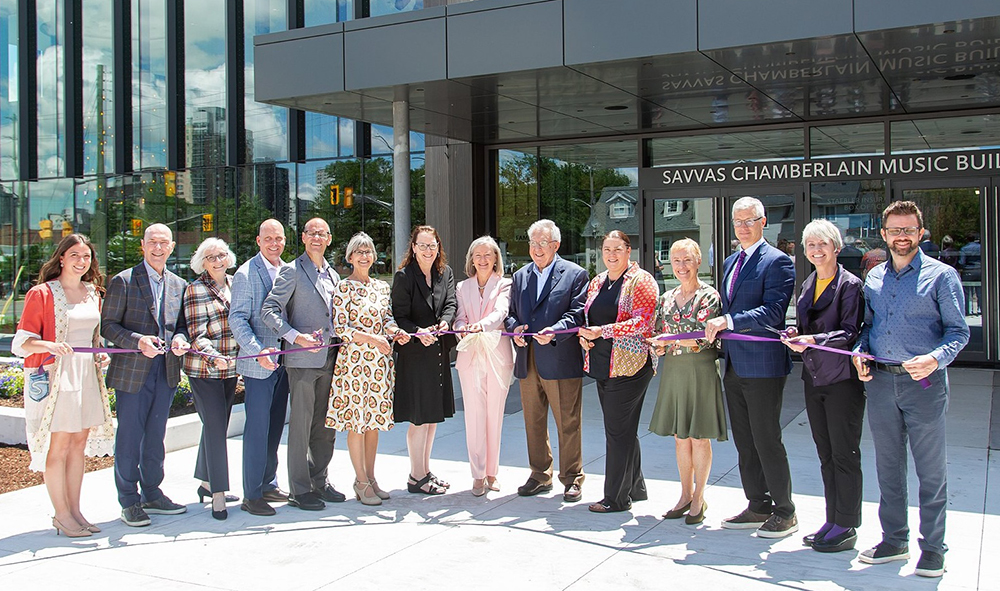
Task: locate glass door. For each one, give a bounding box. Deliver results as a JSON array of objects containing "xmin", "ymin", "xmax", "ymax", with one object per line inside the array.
[
  {"xmin": 893, "ymin": 179, "xmax": 995, "ymax": 362},
  {"xmin": 723, "ymin": 187, "xmax": 803, "ymax": 326},
  {"xmin": 644, "ymin": 189, "xmax": 719, "ymax": 294}
]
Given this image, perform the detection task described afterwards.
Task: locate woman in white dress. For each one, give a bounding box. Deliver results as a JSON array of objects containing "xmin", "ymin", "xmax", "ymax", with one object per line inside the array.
[{"xmin": 13, "ymin": 234, "xmax": 114, "ymax": 538}]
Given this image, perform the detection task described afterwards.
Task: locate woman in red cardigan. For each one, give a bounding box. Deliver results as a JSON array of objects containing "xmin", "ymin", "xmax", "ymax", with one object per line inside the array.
[
  {"xmin": 578, "ymin": 230, "xmax": 659, "ymax": 512},
  {"xmin": 13, "ymin": 234, "xmax": 114, "ymax": 538}
]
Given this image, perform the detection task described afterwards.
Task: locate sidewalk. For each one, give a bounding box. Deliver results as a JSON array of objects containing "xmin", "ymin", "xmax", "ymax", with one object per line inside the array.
[{"xmin": 1, "ymin": 365, "xmax": 996, "ymax": 591}]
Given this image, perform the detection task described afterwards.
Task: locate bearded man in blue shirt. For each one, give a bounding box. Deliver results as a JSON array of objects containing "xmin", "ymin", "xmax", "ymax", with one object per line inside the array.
[{"xmin": 853, "ymin": 200, "xmax": 969, "ymax": 578}]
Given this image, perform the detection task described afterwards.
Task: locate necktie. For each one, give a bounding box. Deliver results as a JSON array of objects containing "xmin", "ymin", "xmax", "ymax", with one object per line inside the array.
[
  {"xmin": 156, "ymin": 277, "xmax": 167, "ymax": 342},
  {"xmin": 728, "ymin": 250, "xmax": 747, "ymax": 301}
]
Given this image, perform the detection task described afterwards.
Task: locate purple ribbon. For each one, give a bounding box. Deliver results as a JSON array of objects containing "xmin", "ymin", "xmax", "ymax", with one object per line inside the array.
[{"xmin": 653, "ymin": 331, "xmax": 932, "ymax": 388}]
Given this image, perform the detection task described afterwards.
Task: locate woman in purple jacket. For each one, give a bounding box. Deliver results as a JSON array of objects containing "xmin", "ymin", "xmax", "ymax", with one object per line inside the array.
[{"xmin": 783, "ymin": 219, "xmax": 865, "ymax": 554}]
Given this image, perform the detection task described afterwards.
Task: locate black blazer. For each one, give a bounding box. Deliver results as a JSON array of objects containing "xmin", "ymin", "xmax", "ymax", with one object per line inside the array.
[
  {"xmin": 795, "ymin": 264, "xmax": 864, "ymax": 387},
  {"xmin": 391, "ymin": 261, "xmax": 458, "ymax": 349}
]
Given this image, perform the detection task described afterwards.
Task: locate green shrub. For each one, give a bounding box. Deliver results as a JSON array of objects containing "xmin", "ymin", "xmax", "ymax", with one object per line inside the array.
[{"xmin": 172, "ymin": 375, "xmax": 193, "ymax": 409}]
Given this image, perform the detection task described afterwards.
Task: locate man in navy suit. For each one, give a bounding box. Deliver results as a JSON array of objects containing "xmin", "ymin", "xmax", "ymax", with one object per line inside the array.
[
  {"xmin": 704, "ymin": 197, "xmax": 797, "ymax": 538},
  {"xmin": 505, "ymin": 220, "xmax": 589, "ymax": 502},
  {"xmin": 229, "ymin": 219, "xmax": 291, "ymax": 516}
]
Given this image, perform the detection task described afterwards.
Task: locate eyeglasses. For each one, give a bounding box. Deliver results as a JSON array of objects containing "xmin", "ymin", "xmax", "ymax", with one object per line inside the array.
[
  {"xmin": 145, "ymin": 240, "xmax": 171, "ymax": 250},
  {"xmin": 414, "ymin": 243, "xmax": 439, "ymax": 251},
  {"xmin": 602, "ymin": 247, "xmax": 628, "ymax": 255},
  {"xmin": 353, "ymin": 249, "xmax": 373, "ymax": 257},
  {"xmin": 528, "ymin": 240, "xmax": 554, "ymax": 249},
  {"xmin": 884, "ymin": 226, "xmax": 920, "ymax": 237},
  {"xmin": 732, "ymin": 216, "xmax": 763, "ymax": 228},
  {"xmin": 305, "ymin": 231, "xmax": 330, "ymax": 239},
  {"xmin": 204, "ymin": 253, "xmax": 228, "ymax": 263}
]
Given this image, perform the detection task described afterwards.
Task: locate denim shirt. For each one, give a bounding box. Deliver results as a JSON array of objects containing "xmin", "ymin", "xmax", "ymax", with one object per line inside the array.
[{"xmin": 855, "ymin": 249, "xmax": 969, "ymax": 367}]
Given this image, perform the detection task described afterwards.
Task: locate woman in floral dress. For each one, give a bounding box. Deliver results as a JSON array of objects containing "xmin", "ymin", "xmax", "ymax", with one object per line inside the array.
[
  {"xmin": 649, "ymin": 238, "xmax": 727, "ymax": 526},
  {"xmin": 326, "ymin": 232, "xmax": 410, "ymax": 506}
]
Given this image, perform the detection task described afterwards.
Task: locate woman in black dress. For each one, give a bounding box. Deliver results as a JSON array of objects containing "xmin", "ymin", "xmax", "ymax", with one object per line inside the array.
[{"xmin": 391, "ymin": 225, "xmax": 458, "ymax": 495}]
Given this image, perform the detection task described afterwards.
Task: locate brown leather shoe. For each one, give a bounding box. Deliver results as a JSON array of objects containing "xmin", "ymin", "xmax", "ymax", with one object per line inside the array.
[
  {"xmin": 241, "ymin": 498, "xmax": 276, "ymax": 516},
  {"xmin": 261, "ymin": 488, "xmax": 289, "ymax": 503},
  {"xmin": 517, "ymin": 478, "xmax": 553, "ymax": 497},
  {"xmin": 563, "ymin": 483, "xmax": 582, "ymax": 503}
]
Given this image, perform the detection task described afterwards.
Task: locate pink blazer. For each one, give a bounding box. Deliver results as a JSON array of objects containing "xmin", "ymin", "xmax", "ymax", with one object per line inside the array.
[{"xmin": 454, "ymin": 275, "xmax": 514, "ymax": 375}]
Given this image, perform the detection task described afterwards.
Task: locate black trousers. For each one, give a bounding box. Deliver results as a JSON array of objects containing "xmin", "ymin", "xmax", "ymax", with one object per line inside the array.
[
  {"xmin": 804, "ymin": 373, "xmax": 865, "ymax": 527},
  {"xmin": 723, "ymin": 367, "xmax": 795, "ymax": 519},
  {"xmin": 191, "ymin": 376, "xmax": 239, "ymax": 493},
  {"xmin": 595, "ymin": 361, "xmax": 653, "ymax": 510}
]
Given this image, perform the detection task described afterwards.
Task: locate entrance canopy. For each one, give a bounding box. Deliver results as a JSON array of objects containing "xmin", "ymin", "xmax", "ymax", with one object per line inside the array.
[{"xmin": 253, "ymin": 0, "xmax": 1000, "ymax": 145}]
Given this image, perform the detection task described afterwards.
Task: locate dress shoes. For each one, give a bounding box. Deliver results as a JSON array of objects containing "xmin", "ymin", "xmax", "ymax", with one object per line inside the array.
[
  {"xmin": 241, "ymin": 498, "xmax": 277, "ymax": 516},
  {"xmin": 314, "ymin": 484, "xmax": 347, "ymax": 503},
  {"xmin": 662, "ymin": 501, "xmax": 691, "ymax": 520},
  {"xmin": 588, "ymin": 499, "xmax": 632, "ymax": 513},
  {"xmin": 685, "ymin": 501, "xmax": 708, "ymax": 525},
  {"xmin": 261, "ymin": 488, "xmax": 289, "ymax": 503},
  {"xmin": 563, "ymin": 483, "xmax": 582, "ymax": 503},
  {"xmin": 517, "ymin": 478, "xmax": 553, "ymax": 497},
  {"xmin": 288, "ymin": 492, "xmax": 325, "ymax": 511},
  {"xmin": 812, "ymin": 528, "xmax": 857, "ymax": 553}
]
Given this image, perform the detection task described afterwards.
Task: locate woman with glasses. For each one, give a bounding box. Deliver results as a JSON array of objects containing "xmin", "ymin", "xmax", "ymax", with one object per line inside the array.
[
  {"xmin": 648, "ymin": 238, "xmax": 726, "ymax": 525},
  {"xmin": 454, "ymin": 236, "xmax": 514, "ymax": 496},
  {"xmin": 326, "ymin": 232, "xmax": 410, "ymax": 505},
  {"xmin": 181, "ymin": 238, "xmax": 240, "ymax": 520},
  {"xmin": 13, "ymin": 234, "xmax": 114, "ymax": 537},
  {"xmin": 578, "ymin": 231, "xmax": 659, "ymax": 513},
  {"xmin": 783, "ymin": 220, "xmax": 865, "ymax": 553},
  {"xmin": 391, "ymin": 225, "xmax": 458, "ymax": 495}
]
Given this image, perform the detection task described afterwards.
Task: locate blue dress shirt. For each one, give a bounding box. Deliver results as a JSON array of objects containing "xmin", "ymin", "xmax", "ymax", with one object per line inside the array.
[{"xmin": 856, "ymin": 249, "xmax": 969, "ymax": 367}]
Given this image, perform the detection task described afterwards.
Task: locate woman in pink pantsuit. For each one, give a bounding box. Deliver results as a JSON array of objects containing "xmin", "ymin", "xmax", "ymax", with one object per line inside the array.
[{"xmin": 454, "ymin": 236, "xmax": 515, "ymax": 497}]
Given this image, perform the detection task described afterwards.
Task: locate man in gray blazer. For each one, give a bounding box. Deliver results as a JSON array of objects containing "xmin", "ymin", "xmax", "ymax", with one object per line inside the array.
[
  {"xmin": 230, "ymin": 219, "xmax": 291, "ymax": 516},
  {"xmin": 261, "ymin": 218, "xmax": 345, "ymax": 511},
  {"xmin": 102, "ymin": 223, "xmax": 191, "ymax": 527}
]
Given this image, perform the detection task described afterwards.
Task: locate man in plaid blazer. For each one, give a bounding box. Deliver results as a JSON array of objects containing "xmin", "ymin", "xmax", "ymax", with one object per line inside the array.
[
  {"xmin": 705, "ymin": 197, "xmax": 797, "ymax": 538},
  {"xmin": 229, "ymin": 219, "xmax": 291, "ymax": 516},
  {"xmin": 102, "ymin": 223, "xmax": 191, "ymax": 527},
  {"xmin": 261, "ymin": 218, "xmax": 345, "ymax": 511}
]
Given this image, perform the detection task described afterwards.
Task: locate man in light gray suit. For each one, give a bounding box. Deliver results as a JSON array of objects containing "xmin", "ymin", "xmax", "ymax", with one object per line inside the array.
[
  {"xmin": 261, "ymin": 218, "xmax": 345, "ymax": 511},
  {"xmin": 230, "ymin": 219, "xmax": 291, "ymax": 516}
]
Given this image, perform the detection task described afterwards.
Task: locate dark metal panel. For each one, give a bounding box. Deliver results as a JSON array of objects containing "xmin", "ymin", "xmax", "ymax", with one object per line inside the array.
[
  {"xmin": 345, "ymin": 18, "xmax": 446, "ymax": 89},
  {"xmin": 227, "ymin": 0, "xmax": 246, "ymax": 167},
  {"xmin": 64, "ymin": 0, "xmax": 83, "ymax": 178},
  {"xmin": 255, "ymin": 34, "xmax": 346, "ymax": 101},
  {"xmin": 448, "ymin": 1, "xmax": 563, "ymax": 79},
  {"xmin": 344, "ymin": 4, "xmax": 445, "ymax": 30},
  {"xmin": 17, "ymin": 0, "xmax": 37, "ymax": 181},
  {"xmin": 254, "ymin": 22, "xmax": 343, "ymax": 45},
  {"xmin": 166, "ymin": 0, "xmax": 185, "ymax": 171},
  {"xmin": 855, "ymin": 0, "xmax": 1000, "ymax": 32},
  {"xmin": 113, "ymin": 0, "xmax": 131, "ymax": 174},
  {"xmin": 564, "ymin": 0, "xmax": 697, "ymax": 66},
  {"xmin": 698, "ymin": 0, "xmax": 853, "ymax": 50},
  {"xmin": 447, "ymin": 0, "xmax": 547, "ymax": 16},
  {"xmin": 288, "ymin": 0, "xmax": 305, "ymax": 163}
]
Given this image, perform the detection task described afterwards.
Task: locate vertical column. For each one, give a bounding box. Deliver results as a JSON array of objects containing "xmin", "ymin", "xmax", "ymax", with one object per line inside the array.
[
  {"xmin": 226, "ymin": 0, "xmax": 245, "ymax": 167},
  {"xmin": 393, "ymin": 88, "xmax": 410, "ymax": 268},
  {"xmin": 64, "ymin": 0, "xmax": 82, "ymax": 178},
  {"xmin": 287, "ymin": 0, "xmax": 305, "ymax": 163},
  {"xmin": 17, "ymin": 0, "xmax": 37, "ymax": 181},
  {"xmin": 166, "ymin": 0, "xmax": 184, "ymax": 171},
  {"xmin": 425, "ymin": 134, "xmax": 475, "ymax": 268}
]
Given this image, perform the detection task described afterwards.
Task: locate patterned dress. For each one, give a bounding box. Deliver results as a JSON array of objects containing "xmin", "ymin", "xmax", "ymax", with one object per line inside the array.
[
  {"xmin": 648, "ymin": 281, "xmax": 728, "ymax": 440},
  {"xmin": 326, "ymin": 278, "xmax": 399, "ymax": 432}
]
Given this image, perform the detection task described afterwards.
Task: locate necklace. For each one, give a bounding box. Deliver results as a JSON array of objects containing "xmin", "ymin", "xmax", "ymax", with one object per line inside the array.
[{"xmin": 605, "ymin": 274, "xmax": 623, "ymax": 290}]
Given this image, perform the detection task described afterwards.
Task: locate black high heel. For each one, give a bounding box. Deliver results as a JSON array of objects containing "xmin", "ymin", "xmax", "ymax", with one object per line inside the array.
[
  {"xmin": 211, "ymin": 495, "xmax": 228, "ymax": 520},
  {"xmin": 198, "ymin": 485, "xmax": 239, "ymax": 503}
]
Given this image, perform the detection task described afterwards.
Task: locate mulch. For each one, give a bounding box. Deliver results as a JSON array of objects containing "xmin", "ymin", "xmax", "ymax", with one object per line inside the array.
[{"xmin": 0, "ymin": 443, "xmax": 116, "ymax": 495}]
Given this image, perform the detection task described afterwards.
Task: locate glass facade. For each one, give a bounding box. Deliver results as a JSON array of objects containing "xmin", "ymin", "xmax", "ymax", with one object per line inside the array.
[{"xmin": 0, "ymin": 1, "xmax": 425, "ymax": 333}]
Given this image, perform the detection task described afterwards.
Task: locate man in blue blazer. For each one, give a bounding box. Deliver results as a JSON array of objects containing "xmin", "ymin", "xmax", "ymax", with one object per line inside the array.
[
  {"xmin": 705, "ymin": 197, "xmax": 797, "ymax": 538},
  {"xmin": 229, "ymin": 219, "xmax": 291, "ymax": 516},
  {"xmin": 505, "ymin": 220, "xmax": 589, "ymax": 502}
]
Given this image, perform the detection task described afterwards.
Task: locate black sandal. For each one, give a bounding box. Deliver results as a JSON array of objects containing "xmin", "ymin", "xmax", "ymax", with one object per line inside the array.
[
  {"xmin": 407, "ymin": 473, "xmax": 446, "ymax": 495},
  {"xmin": 428, "ymin": 472, "xmax": 451, "ymax": 489}
]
